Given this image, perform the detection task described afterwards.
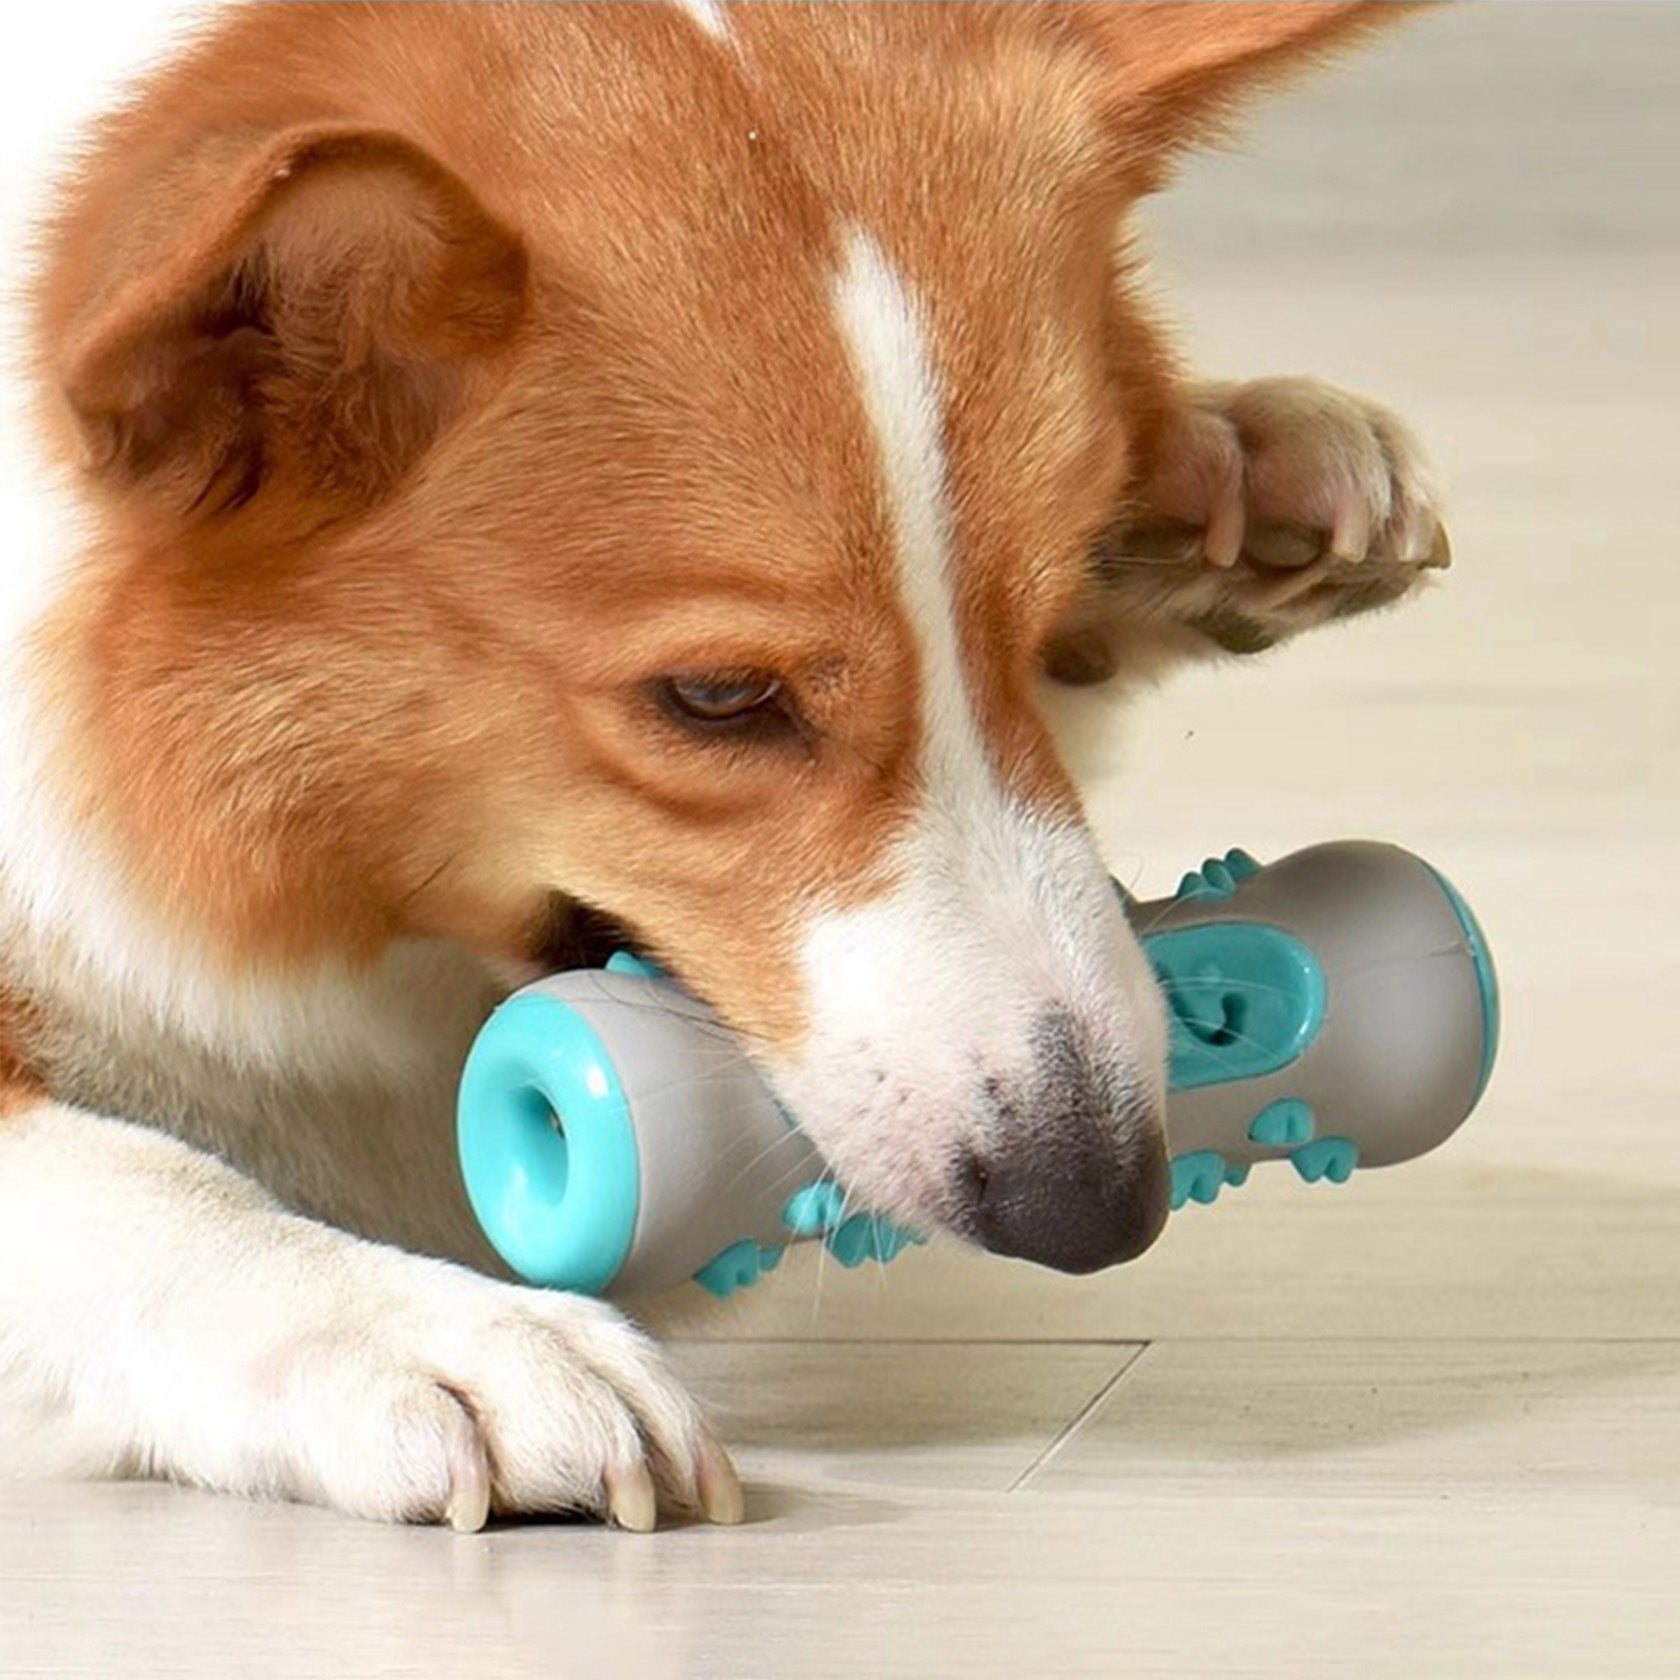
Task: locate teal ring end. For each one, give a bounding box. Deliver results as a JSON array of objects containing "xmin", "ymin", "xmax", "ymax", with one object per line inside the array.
[{"xmin": 457, "ymin": 991, "xmax": 642, "ymax": 1294}]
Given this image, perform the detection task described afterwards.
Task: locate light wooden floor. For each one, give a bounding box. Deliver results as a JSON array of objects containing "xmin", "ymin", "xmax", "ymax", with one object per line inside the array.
[{"xmin": 3, "ymin": 7, "xmax": 1677, "ymax": 1678}]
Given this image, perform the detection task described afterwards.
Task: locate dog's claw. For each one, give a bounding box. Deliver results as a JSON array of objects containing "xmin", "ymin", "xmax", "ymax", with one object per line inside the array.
[
  {"xmin": 446, "ymin": 1484, "xmax": 490, "ymax": 1534},
  {"xmin": 443, "ymin": 1401, "xmax": 492, "ymax": 1533},
  {"xmin": 605, "ymin": 1460, "xmax": 659, "ymax": 1533},
  {"xmin": 698, "ymin": 1437, "xmax": 746, "ymax": 1526}
]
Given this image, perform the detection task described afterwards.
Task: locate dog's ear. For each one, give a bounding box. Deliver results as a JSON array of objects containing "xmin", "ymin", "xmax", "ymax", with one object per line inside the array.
[
  {"xmin": 1064, "ymin": 2, "xmax": 1420, "ymax": 179},
  {"xmin": 54, "ymin": 124, "xmax": 527, "ymax": 518}
]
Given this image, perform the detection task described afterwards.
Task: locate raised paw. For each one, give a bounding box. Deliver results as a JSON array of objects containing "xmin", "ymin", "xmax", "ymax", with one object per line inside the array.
[
  {"xmin": 1046, "ymin": 377, "xmax": 1448, "ymax": 684},
  {"xmin": 1137, "ymin": 377, "xmax": 1447, "ymax": 571},
  {"xmin": 247, "ymin": 1249, "xmax": 743, "ymax": 1533}
]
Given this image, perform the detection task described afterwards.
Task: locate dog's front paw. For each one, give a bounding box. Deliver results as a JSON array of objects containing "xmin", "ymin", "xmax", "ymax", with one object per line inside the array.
[
  {"xmin": 1052, "ymin": 378, "xmax": 1449, "ymax": 681},
  {"xmin": 246, "ymin": 1250, "xmax": 741, "ymax": 1532},
  {"xmin": 1136, "ymin": 376, "xmax": 1448, "ymax": 574}
]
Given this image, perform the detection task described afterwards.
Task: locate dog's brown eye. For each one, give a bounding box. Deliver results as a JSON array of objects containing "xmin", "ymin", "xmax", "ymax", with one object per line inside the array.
[{"xmin": 659, "ymin": 672, "xmax": 785, "ymax": 728}]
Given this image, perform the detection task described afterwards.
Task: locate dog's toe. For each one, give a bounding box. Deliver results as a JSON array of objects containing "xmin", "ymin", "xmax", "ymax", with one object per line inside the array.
[{"xmin": 1218, "ymin": 376, "xmax": 1446, "ymax": 571}]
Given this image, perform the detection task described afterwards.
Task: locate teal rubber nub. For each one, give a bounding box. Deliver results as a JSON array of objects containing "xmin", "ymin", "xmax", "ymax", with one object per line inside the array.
[
  {"xmin": 605, "ymin": 950, "xmax": 663, "ymax": 980},
  {"xmin": 694, "ymin": 1239, "xmax": 785, "ymax": 1300},
  {"xmin": 1424, "ymin": 864, "xmax": 1501, "ymax": 1103},
  {"xmin": 457, "ymin": 992, "xmax": 642, "ymax": 1295}
]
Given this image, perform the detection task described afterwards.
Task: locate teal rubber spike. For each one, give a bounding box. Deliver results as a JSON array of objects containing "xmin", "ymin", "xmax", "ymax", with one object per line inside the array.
[
  {"xmin": 1292, "ymin": 1137, "xmax": 1359, "ymax": 1184},
  {"xmin": 1224, "ymin": 848, "xmax": 1262, "ymax": 882},
  {"xmin": 1248, "ymin": 1098, "xmax": 1316, "ymax": 1148},
  {"xmin": 1169, "ymin": 1151, "xmax": 1230, "ymax": 1209},
  {"xmin": 783, "ymin": 1181, "xmax": 846, "ymax": 1237},
  {"xmin": 1201, "ymin": 858, "xmax": 1235, "ymax": 897},
  {"xmin": 825, "ymin": 1213, "xmax": 919, "ymax": 1267},
  {"xmin": 694, "ymin": 1238, "xmax": 787, "ymax": 1299}
]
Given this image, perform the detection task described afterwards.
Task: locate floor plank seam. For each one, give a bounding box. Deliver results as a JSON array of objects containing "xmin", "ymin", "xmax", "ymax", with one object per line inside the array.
[
  {"xmin": 674, "ymin": 1335, "xmax": 1680, "ymax": 1347},
  {"xmin": 670, "ymin": 1337, "xmax": 1153, "ymax": 1348},
  {"xmin": 1004, "ymin": 1343, "xmax": 1157, "ymax": 1494}
]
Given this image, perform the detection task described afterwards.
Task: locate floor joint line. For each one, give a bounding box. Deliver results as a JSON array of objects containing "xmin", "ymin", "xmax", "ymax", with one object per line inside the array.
[{"xmin": 1005, "ymin": 1342, "xmax": 1156, "ymax": 1494}]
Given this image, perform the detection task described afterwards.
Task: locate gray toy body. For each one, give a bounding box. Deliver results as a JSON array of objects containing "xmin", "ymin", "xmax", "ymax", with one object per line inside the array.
[
  {"xmin": 1139, "ymin": 840, "xmax": 1498, "ymax": 1201},
  {"xmin": 457, "ymin": 841, "xmax": 1499, "ymax": 1299},
  {"xmin": 511, "ymin": 971, "xmax": 823, "ymax": 1300}
]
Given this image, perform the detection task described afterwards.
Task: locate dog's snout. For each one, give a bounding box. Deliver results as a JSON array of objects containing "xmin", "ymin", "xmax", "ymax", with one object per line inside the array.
[{"xmin": 956, "ymin": 1014, "xmax": 1170, "ymax": 1275}]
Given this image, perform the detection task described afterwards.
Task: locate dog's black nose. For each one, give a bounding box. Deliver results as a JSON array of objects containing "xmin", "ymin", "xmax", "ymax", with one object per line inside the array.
[
  {"xmin": 957, "ymin": 1013, "xmax": 1170, "ymax": 1274},
  {"xmin": 957, "ymin": 1120, "xmax": 1169, "ymax": 1274}
]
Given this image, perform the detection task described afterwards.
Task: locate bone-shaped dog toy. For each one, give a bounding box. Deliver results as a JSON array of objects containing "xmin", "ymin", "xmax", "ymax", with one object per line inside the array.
[{"xmin": 457, "ymin": 840, "xmax": 1499, "ymax": 1299}]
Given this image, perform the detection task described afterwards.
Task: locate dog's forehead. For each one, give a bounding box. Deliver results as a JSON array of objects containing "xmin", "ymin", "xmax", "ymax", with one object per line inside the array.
[
  {"xmin": 525, "ymin": 2, "xmax": 1111, "ymax": 323},
  {"xmin": 501, "ymin": 3, "xmax": 1121, "ymax": 621}
]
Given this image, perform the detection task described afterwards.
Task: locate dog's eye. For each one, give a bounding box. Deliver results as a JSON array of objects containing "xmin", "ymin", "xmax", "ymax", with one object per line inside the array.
[{"xmin": 658, "ymin": 672, "xmax": 786, "ymax": 730}]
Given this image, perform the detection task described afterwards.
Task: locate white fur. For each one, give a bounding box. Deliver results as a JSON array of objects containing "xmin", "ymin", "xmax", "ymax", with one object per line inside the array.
[
  {"xmin": 1192, "ymin": 376, "xmax": 1444, "ymax": 564},
  {"xmin": 826, "ymin": 229, "xmax": 976, "ymax": 783},
  {"xmin": 0, "ymin": 1102, "xmax": 711, "ymax": 1525},
  {"xmin": 0, "ymin": 428, "xmax": 701, "ymax": 1508},
  {"xmin": 765, "ymin": 229, "xmax": 1167, "ymax": 1224},
  {"xmin": 669, "ymin": 0, "xmax": 732, "ymax": 45}
]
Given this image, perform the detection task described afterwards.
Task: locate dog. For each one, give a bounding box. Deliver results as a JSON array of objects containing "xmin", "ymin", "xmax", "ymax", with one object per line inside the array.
[{"xmin": 0, "ymin": 2, "xmax": 1447, "ymax": 1532}]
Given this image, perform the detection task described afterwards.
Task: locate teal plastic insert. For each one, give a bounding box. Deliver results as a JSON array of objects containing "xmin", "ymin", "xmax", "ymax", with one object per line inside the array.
[
  {"xmin": 457, "ymin": 991, "xmax": 642, "ymax": 1294},
  {"xmin": 1143, "ymin": 922, "xmax": 1326, "ymax": 1091}
]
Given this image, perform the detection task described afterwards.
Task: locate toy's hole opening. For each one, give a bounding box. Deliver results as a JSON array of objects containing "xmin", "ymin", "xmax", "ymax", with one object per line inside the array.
[
  {"xmin": 1171, "ymin": 987, "xmax": 1249, "ymax": 1049},
  {"xmin": 512, "ymin": 1083, "xmax": 569, "ymax": 1203},
  {"xmin": 1203, "ymin": 992, "xmax": 1248, "ymax": 1048}
]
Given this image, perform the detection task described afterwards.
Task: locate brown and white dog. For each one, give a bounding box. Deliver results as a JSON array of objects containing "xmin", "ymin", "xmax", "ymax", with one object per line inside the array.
[{"xmin": 0, "ymin": 3, "xmax": 1448, "ymax": 1532}]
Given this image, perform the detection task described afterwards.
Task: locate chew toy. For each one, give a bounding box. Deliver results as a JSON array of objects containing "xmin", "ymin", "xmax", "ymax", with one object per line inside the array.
[{"xmin": 457, "ymin": 841, "xmax": 1498, "ymax": 1300}]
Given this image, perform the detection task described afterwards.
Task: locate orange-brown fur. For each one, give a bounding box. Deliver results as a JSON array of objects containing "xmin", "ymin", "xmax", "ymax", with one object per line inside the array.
[
  {"xmin": 0, "ymin": 988, "xmax": 45, "ymax": 1117},
  {"xmin": 23, "ymin": 3, "xmax": 1402, "ymax": 1059}
]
